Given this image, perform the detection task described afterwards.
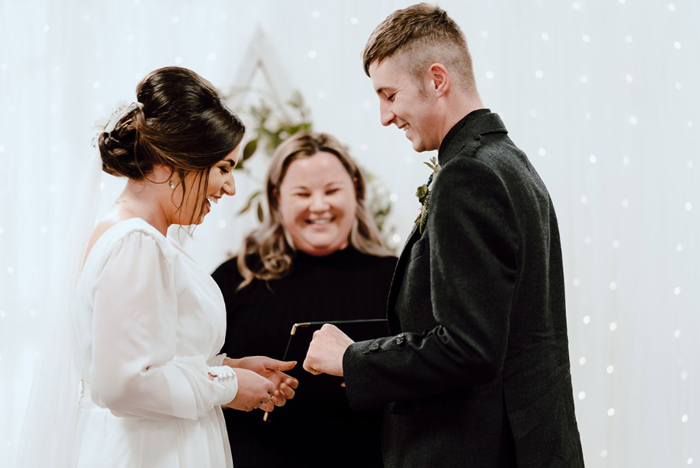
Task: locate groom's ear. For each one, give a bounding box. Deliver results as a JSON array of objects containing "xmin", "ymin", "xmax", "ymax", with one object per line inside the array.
[{"xmin": 427, "ymin": 63, "xmax": 450, "ymax": 98}]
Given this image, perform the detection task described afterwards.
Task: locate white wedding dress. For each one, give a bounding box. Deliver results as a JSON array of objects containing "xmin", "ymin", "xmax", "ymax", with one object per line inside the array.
[{"xmin": 69, "ymin": 218, "xmax": 237, "ymax": 468}]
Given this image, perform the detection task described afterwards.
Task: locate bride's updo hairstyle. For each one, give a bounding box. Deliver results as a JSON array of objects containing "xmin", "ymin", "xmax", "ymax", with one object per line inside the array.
[{"xmin": 98, "ymin": 66, "xmax": 245, "ymax": 223}]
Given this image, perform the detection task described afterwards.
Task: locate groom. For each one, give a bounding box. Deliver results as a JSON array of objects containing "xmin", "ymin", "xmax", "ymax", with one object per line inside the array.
[{"xmin": 304, "ymin": 4, "xmax": 584, "ymax": 467}]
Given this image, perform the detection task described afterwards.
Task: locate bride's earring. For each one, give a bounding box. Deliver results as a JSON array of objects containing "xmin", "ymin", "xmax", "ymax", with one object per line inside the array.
[{"xmin": 168, "ymin": 180, "xmax": 175, "ymax": 189}]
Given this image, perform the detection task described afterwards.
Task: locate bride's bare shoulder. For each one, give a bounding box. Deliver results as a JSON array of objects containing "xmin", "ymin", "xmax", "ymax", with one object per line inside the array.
[{"xmin": 84, "ymin": 206, "xmax": 135, "ymax": 260}]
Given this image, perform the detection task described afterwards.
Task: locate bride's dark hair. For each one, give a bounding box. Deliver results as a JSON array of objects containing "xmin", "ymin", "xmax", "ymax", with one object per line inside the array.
[{"xmin": 98, "ymin": 66, "xmax": 245, "ymax": 224}]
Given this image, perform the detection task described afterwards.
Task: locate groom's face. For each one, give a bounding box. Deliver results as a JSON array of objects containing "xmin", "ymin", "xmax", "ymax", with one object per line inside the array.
[{"xmin": 369, "ymin": 57, "xmax": 441, "ymax": 152}]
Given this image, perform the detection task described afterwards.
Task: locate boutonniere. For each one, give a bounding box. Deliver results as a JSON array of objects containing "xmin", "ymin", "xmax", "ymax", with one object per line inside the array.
[{"xmin": 414, "ymin": 156, "xmax": 441, "ymax": 234}]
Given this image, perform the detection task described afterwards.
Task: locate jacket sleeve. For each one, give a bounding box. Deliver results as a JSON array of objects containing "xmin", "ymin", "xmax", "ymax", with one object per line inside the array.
[
  {"xmin": 90, "ymin": 230, "xmax": 238, "ymax": 420},
  {"xmin": 343, "ymin": 157, "xmax": 519, "ymax": 410}
]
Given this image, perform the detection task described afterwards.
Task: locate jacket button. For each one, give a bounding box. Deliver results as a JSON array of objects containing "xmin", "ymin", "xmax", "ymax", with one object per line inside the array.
[
  {"xmin": 368, "ymin": 342, "xmax": 380, "ymax": 352},
  {"xmin": 396, "ymin": 335, "xmax": 406, "ymax": 345}
]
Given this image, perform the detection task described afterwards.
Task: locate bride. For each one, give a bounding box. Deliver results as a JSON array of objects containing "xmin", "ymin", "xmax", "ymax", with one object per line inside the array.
[{"xmin": 19, "ymin": 66, "xmax": 297, "ymax": 468}]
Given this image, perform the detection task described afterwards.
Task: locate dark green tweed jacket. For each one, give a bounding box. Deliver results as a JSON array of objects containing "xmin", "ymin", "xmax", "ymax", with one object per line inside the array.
[{"xmin": 344, "ymin": 110, "xmax": 585, "ymax": 468}]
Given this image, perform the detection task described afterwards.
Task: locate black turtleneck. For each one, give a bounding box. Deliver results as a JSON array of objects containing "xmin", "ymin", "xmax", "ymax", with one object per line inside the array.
[{"xmin": 212, "ymin": 247, "xmax": 397, "ymax": 468}]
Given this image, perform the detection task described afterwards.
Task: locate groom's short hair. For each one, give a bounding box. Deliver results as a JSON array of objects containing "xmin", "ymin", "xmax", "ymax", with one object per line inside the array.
[{"xmin": 362, "ymin": 3, "xmax": 477, "ymax": 95}]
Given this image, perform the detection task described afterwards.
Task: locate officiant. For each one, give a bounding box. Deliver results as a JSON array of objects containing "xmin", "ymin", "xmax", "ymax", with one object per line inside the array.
[{"xmin": 212, "ymin": 131, "xmax": 397, "ymax": 468}]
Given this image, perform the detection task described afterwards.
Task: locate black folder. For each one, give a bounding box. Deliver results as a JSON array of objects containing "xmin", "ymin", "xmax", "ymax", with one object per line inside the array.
[{"xmin": 264, "ymin": 318, "xmax": 388, "ymax": 422}]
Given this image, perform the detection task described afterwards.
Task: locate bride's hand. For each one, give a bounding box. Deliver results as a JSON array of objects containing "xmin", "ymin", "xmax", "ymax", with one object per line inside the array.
[
  {"xmin": 222, "ymin": 368, "xmax": 276, "ymax": 412},
  {"xmin": 224, "ymin": 356, "xmax": 298, "ymax": 407}
]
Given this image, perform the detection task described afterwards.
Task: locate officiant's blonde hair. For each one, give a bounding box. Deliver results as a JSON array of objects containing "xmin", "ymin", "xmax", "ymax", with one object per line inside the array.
[
  {"xmin": 362, "ymin": 3, "xmax": 477, "ymax": 96},
  {"xmin": 236, "ymin": 132, "xmax": 392, "ymax": 288}
]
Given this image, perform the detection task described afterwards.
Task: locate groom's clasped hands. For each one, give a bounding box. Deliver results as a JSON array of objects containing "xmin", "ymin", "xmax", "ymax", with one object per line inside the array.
[{"xmin": 222, "ymin": 356, "xmax": 299, "ymax": 412}]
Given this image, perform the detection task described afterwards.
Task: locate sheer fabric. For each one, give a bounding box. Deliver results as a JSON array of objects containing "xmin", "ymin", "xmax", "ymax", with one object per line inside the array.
[
  {"xmin": 20, "ymin": 214, "xmax": 239, "ymax": 468},
  {"xmin": 16, "ymin": 153, "xmax": 104, "ymax": 468}
]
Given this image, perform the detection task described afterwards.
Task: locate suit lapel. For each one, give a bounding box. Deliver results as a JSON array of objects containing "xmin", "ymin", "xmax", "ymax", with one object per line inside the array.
[
  {"xmin": 386, "ymin": 225, "xmax": 422, "ymax": 333},
  {"xmin": 385, "ymin": 111, "xmax": 509, "ymax": 334}
]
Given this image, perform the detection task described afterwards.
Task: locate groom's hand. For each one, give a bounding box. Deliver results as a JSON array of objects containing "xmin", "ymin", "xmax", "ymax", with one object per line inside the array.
[
  {"xmin": 303, "ymin": 324, "xmax": 353, "ymax": 377},
  {"xmin": 224, "ymin": 356, "xmax": 298, "ymax": 407}
]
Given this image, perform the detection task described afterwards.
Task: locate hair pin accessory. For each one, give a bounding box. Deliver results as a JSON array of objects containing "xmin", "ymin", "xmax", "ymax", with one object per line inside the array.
[{"xmin": 91, "ymin": 101, "xmax": 144, "ymax": 148}]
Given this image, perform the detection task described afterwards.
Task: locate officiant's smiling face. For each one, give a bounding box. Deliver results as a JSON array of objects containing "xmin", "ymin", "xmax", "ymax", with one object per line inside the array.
[
  {"xmin": 278, "ymin": 151, "xmax": 357, "ymax": 257},
  {"xmin": 369, "ymin": 57, "xmax": 442, "ymax": 153}
]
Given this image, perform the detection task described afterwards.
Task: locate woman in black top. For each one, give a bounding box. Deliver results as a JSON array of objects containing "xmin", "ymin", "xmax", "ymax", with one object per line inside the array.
[{"xmin": 212, "ymin": 132, "xmax": 397, "ymax": 468}]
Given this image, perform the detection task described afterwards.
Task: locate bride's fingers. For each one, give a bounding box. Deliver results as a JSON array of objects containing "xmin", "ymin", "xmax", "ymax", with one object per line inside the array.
[
  {"xmin": 260, "ymin": 401, "xmax": 275, "ymax": 413},
  {"xmin": 273, "ymin": 396, "xmax": 286, "ymax": 407},
  {"xmin": 255, "ymin": 398, "xmax": 273, "ymax": 411},
  {"xmin": 285, "ymin": 377, "xmax": 299, "ymax": 389},
  {"xmin": 265, "ymin": 359, "xmax": 297, "ymax": 372},
  {"xmin": 269, "ymin": 371, "xmax": 298, "ymax": 388},
  {"xmin": 279, "ymin": 383, "xmax": 296, "ymax": 400}
]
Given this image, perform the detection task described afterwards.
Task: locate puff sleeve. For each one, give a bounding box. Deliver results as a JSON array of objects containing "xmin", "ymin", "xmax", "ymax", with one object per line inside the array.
[{"xmin": 89, "ymin": 230, "xmax": 238, "ymax": 420}]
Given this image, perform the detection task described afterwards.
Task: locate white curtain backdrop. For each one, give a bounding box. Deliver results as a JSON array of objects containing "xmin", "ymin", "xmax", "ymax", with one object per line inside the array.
[{"xmin": 1, "ymin": 1, "xmax": 698, "ymax": 466}]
